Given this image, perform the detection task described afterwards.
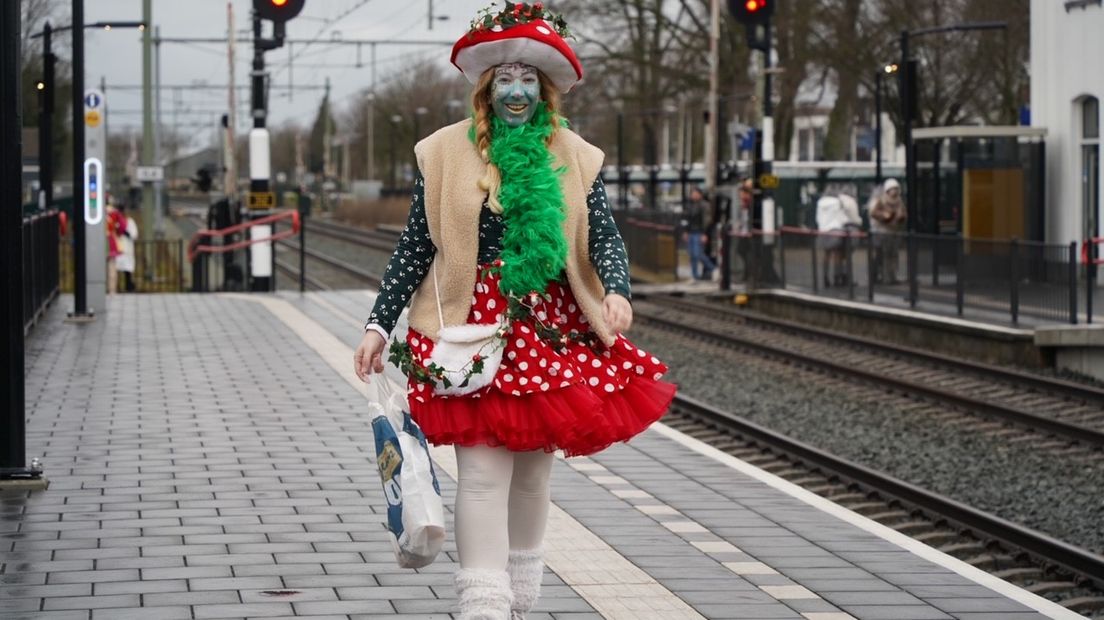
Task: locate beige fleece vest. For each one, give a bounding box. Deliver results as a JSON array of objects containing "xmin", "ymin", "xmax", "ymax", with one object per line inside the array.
[{"xmin": 407, "ymin": 119, "xmax": 613, "ymax": 346}]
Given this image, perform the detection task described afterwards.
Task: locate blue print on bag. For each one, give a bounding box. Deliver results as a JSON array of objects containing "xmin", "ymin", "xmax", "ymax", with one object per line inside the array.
[
  {"xmin": 403, "ymin": 411, "xmax": 442, "ymax": 496},
  {"xmin": 371, "ymin": 416, "xmax": 405, "ymax": 539}
]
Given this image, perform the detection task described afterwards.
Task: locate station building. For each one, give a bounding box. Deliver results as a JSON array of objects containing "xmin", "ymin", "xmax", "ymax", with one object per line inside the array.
[{"xmin": 1030, "ymin": 0, "xmax": 1102, "ymax": 246}]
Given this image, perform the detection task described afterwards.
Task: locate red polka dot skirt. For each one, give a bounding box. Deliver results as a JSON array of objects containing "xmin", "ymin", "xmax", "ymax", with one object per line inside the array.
[{"xmin": 404, "ymin": 265, "xmax": 676, "ymax": 457}]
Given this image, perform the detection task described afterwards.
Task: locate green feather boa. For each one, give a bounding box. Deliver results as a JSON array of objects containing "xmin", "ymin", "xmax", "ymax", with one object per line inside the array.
[{"xmin": 486, "ymin": 103, "xmax": 568, "ymax": 296}]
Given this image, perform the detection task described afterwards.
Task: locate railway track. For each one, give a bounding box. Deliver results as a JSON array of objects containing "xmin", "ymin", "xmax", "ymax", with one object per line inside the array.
[
  {"xmin": 635, "ymin": 294, "xmax": 1104, "ymax": 453},
  {"xmin": 666, "ymin": 394, "xmax": 1104, "ymax": 616}
]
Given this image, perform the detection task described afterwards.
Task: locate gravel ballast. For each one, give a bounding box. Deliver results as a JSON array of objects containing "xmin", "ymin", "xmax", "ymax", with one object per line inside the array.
[{"xmin": 631, "ymin": 324, "xmax": 1104, "ymax": 555}]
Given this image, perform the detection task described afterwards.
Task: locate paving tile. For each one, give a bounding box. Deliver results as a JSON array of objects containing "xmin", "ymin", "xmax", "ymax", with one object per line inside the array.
[
  {"xmin": 192, "ymin": 602, "xmax": 295, "ymax": 619},
  {"xmin": 42, "ymin": 593, "xmax": 141, "ymax": 610},
  {"xmin": 10, "ymin": 293, "xmax": 1053, "ymax": 620}
]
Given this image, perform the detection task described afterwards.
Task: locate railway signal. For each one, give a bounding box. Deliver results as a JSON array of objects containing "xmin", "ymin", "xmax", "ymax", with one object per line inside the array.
[
  {"xmin": 246, "ymin": 0, "xmax": 306, "ymax": 291},
  {"xmin": 728, "ymin": 0, "xmax": 772, "ymax": 24},
  {"xmin": 725, "ymin": 0, "xmax": 778, "ymax": 289},
  {"xmin": 253, "ymin": 0, "xmax": 305, "ymax": 23}
]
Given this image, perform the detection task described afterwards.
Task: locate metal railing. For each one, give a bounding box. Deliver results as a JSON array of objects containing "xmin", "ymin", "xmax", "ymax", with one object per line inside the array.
[
  {"xmin": 23, "ymin": 209, "xmax": 61, "ymax": 332},
  {"xmin": 732, "ymin": 227, "xmax": 1081, "ymax": 326}
]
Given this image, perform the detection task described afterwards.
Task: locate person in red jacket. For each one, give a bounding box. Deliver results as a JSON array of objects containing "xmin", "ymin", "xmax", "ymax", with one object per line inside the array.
[{"xmin": 105, "ymin": 201, "xmax": 126, "ymax": 294}]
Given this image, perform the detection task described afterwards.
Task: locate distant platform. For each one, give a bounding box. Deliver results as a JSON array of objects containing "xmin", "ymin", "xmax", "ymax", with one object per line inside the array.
[{"xmin": 1, "ymin": 291, "xmax": 1080, "ymax": 619}]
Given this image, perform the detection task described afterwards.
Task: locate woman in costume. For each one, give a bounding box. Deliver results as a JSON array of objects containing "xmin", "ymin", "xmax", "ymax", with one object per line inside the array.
[{"xmin": 353, "ymin": 4, "xmax": 675, "ymax": 618}]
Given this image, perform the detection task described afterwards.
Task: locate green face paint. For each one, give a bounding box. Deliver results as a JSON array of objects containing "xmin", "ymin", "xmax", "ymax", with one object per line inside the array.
[{"xmin": 491, "ymin": 63, "xmax": 540, "ymax": 127}]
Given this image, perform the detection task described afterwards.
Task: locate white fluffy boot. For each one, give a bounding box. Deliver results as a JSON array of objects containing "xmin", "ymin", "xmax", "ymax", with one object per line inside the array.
[
  {"xmin": 454, "ymin": 568, "xmax": 513, "ymax": 620},
  {"xmin": 506, "ymin": 548, "xmax": 544, "ymax": 619}
]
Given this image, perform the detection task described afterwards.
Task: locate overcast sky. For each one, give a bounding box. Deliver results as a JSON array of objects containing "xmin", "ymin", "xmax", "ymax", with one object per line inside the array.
[{"xmin": 81, "ymin": 0, "xmax": 490, "ymax": 153}]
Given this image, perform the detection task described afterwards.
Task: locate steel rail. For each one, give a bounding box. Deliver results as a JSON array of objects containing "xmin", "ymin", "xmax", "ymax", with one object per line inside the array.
[
  {"xmin": 274, "ymin": 238, "xmax": 381, "ymax": 287},
  {"xmin": 636, "ymin": 308, "xmax": 1104, "ymax": 449},
  {"xmin": 302, "ymin": 219, "xmax": 399, "ymax": 251},
  {"xmin": 644, "ymin": 294, "xmax": 1104, "ymax": 406},
  {"xmin": 671, "ymin": 393, "xmax": 1104, "ymax": 589}
]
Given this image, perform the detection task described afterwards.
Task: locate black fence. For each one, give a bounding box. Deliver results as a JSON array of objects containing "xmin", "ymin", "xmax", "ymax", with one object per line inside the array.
[
  {"xmin": 613, "ymin": 212, "xmax": 679, "ymax": 282},
  {"xmin": 732, "ymin": 227, "xmax": 1081, "ymax": 326},
  {"xmin": 23, "ymin": 210, "xmax": 60, "ymax": 333},
  {"xmin": 61, "ymin": 238, "xmax": 186, "ymax": 294}
]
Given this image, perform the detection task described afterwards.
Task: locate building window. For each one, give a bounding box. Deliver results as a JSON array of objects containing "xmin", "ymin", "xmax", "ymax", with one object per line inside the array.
[
  {"xmin": 1084, "ymin": 96, "xmax": 1099, "ymax": 139},
  {"xmin": 813, "ymin": 127, "xmax": 826, "ymax": 161}
]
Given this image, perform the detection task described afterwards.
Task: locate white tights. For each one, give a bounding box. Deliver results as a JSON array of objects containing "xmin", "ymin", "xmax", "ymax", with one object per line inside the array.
[{"xmin": 453, "ymin": 444, "xmax": 554, "ymax": 569}]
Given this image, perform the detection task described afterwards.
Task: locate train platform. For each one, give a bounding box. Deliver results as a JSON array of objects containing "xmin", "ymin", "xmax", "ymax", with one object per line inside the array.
[{"xmin": 1, "ymin": 291, "xmax": 1084, "ymax": 620}]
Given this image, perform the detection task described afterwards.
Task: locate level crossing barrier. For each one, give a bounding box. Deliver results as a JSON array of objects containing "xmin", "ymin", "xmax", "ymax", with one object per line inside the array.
[
  {"xmin": 731, "ymin": 226, "xmax": 1081, "ymax": 326},
  {"xmin": 22, "ymin": 209, "xmax": 61, "ymax": 333}
]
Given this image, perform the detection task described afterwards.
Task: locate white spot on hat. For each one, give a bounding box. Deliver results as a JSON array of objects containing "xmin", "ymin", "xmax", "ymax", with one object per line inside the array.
[
  {"xmin": 536, "ymin": 25, "xmax": 551, "ymax": 35},
  {"xmin": 492, "ymin": 25, "xmax": 504, "ymax": 32}
]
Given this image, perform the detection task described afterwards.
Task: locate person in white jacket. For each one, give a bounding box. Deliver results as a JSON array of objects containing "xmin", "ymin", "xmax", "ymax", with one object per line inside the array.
[
  {"xmin": 116, "ymin": 214, "xmax": 138, "ymax": 292},
  {"xmin": 816, "ymin": 192, "xmax": 862, "ymax": 287}
]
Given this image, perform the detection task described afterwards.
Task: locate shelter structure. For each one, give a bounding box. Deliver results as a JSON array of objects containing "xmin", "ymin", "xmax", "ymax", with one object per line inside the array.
[{"xmin": 912, "ymin": 126, "xmax": 1046, "ymax": 242}]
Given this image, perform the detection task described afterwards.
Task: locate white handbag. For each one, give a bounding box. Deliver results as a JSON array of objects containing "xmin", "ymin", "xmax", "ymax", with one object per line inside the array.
[
  {"xmin": 369, "ymin": 375, "xmax": 446, "ymax": 568},
  {"xmin": 424, "ymin": 261, "xmax": 506, "ymax": 396}
]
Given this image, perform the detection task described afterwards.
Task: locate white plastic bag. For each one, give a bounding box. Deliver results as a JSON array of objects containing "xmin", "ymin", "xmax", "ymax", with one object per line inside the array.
[{"xmin": 369, "ymin": 375, "xmax": 446, "ymax": 568}]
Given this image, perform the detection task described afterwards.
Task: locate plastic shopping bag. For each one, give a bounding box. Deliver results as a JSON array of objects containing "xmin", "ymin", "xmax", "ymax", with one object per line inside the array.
[{"xmin": 369, "ymin": 375, "xmax": 446, "ymax": 568}]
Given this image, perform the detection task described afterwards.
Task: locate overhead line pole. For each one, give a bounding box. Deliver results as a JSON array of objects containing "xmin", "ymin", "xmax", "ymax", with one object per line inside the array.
[{"xmin": 0, "ymin": 0, "xmax": 43, "ymax": 486}]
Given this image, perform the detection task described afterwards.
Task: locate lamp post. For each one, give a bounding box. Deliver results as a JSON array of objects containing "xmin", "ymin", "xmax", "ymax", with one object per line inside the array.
[
  {"xmin": 389, "ymin": 114, "xmax": 401, "ymax": 190},
  {"xmin": 874, "ymin": 63, "xmax": 898, "ymax": 186},
  {"xmin": 447, "ymin": 98, "xmax": 463, "ymax": 122},
  {"xmin": 365, "ymin": 92, "xmax": 375, "ymax": 181},
  {"xmin": 414, "ymin": 106, "xmax": 428, "ymax": 141}
]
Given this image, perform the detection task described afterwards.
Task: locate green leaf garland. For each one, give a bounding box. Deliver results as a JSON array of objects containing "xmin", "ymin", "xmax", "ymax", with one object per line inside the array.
[{"xmin": 488, "ymin": 102, "xmax": 568, "ymax": 297}]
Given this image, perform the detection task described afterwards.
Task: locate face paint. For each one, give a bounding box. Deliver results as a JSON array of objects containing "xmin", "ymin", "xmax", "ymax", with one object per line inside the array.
[{"xmin": 491, "ymin": 63, "xmax": 540, "ymax": 127}]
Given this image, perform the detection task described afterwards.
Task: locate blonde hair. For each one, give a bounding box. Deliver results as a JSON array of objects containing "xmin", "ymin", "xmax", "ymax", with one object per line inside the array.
[{"xmin": 472, "ymin": 68, "xmax": 563, "ymax": 213}]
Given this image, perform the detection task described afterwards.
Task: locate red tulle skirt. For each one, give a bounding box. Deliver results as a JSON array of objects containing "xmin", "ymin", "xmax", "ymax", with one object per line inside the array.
[{"xmin": 404, "ymin": 266, "xmax": 676, "ymax": 457}]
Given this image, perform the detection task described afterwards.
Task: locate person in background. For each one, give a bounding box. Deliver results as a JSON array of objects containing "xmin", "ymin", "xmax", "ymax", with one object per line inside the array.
[
  {"xmin": 681, "ymin": 187, "xmax": 715, "ymax": 281},
  {"xmin": 867, "ymin": 178, "xmax": 906, "ymax": 284},
  {"xmin": 105, "ymin": 201, "xmax": 125, "ymax": 295},
  {"xmin": 816, "ymin": 191, "xmax": 862, "ymax": 287},
  {"xmin": 117, "ymin": 211, "xmax": 138, "ymax": 292}
]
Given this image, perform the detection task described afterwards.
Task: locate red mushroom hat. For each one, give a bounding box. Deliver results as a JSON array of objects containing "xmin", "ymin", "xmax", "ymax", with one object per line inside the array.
[{"xmin": 451, "ymin": 2, "xmax": 582, "ymax": 93}]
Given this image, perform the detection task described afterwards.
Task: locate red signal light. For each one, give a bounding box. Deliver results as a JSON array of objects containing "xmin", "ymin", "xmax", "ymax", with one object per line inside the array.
[
  {"xmin": 253, "ymin": 0, "xmax": 304, "ymax": 22},
  {"xmin": 728, "ymin": 0, "xmax": 772, "ymax": 25}
]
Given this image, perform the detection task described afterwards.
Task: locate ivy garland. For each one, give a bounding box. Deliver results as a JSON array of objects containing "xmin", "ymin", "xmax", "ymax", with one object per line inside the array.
[{"xmin": 389, "ymin": 266, "xmax": 602, "ymax": 390}]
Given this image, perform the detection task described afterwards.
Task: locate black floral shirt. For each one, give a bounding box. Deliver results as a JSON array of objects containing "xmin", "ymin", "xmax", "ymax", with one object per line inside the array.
[{"xmin": 365, "ymin": 175, "xmax": 630, "ymax": 335}]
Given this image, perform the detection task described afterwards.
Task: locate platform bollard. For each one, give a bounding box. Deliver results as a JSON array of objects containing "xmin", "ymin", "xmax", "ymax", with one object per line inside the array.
[
  {"xmin": 956, "ymin": 235, "xmax": 965, "ymax": 317},
  {"xmin": 845, "ymin": 233, "xmax": 855, "ymax": 300},
  {"xmin": 778, "ymin": 229, "xmax": 786, "ymax": 290},
  {"xmin": 1070, "ymin": 241, "xmax": 1079, "ymax": 324},
  {"xmin": 1010, "ymin": 238, "xmax": 1019, "ymax": 325},
  {"xmin": 866, "ymin": 232, "xmax": 875, "ymax": 303},
  {"xmin": 907, "ymin": 233, "xmax": 918, "ymax": 308},
  {"xmin": 811, "ymin": 233, "xmax": 819, "ymax": 295},
  {"xmin": 1087, "ymin": 241, "xmax": 1095, "ymax": 325}
]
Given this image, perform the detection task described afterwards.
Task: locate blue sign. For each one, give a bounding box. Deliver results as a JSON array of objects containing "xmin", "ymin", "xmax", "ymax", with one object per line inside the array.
[{"xmin": 84, "ymin": 92, "xmax": 102, "ymax": 109}]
